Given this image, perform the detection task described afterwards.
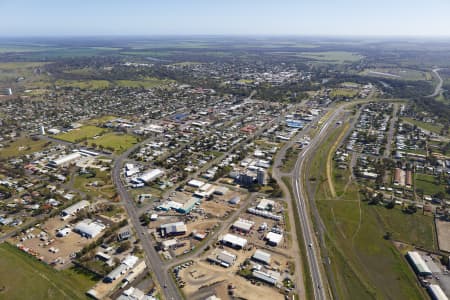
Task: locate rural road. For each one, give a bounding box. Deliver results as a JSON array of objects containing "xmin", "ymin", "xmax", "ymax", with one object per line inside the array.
[{"xmin": 427, "ymin": 68, "xmax": 443, "ymax": 98}]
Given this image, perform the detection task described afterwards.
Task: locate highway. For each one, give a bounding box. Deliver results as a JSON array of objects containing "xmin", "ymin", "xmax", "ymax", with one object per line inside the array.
[
  {"xmin": 291, "ymin": 107, "xmax": 345, "ymax": 300},
  {"xmin": 427, "ymin": 68, "xmax": 443, "ymax": 98}
]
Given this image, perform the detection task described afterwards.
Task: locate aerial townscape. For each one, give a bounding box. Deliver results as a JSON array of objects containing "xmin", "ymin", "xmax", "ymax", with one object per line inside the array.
[{"xmin": 1, "ymin": 2, "xmax": 450, "ymax": 300}]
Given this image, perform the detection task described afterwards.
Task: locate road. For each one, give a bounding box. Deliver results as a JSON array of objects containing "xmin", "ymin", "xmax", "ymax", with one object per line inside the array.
[
  {"xmin": 112, "ymin": 139, "xmax": 181, "ymax": 300},
  {"xmin": 427, "ymin": 68, "xmax": 443, "ymax": 98},
  {"xmin": 291, "ymin": 106, "xmax": 346, "ymax": 300}
]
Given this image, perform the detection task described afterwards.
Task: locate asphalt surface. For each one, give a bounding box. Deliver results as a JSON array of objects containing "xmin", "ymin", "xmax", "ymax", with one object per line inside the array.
[
  {"xmin": 428, "ymin": 68, "xmax": 443, "ymax": 98},
  {"xmin": 291, "ymin": 107, "xmax": 345, "ymax": 300}
]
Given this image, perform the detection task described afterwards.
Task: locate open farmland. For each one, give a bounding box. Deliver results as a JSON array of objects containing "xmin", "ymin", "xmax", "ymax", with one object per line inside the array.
[
  {"xmin": 0, "ymin": 243, "xmax": 96, "ymax": 300},
  {"xmin": 297, "ymin": 51, "xmax": 362, "ymax": 63}
]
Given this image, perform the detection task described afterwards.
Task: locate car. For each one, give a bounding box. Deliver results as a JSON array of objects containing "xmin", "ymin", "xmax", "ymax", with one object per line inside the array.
[{"xmin": 308, "ymin": 243, "xmax": 312, "ymax": 248}]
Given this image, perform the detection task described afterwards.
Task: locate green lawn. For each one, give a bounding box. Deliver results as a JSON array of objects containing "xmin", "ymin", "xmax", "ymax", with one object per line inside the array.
[
  {"xmin": 88, "ymin": 132, "xmax": 138, "ymax": 153},
  {"xmin": 415, "ymin": 173, "xmax": 447, "ymax": 196},
  {"xmin": 55, "ymin": 126, "xmax": 107, "ymax": 143},
  {"xmin": 0, "ymin": 137, "xmax": 50, "ymax": 158},
  {"xmin": 330, "ymin": 88, "xmax": 359, "ymax": 99},
  {"xmin": 0, "ymin": 243, "xmax": 96, "ymax": 300}
]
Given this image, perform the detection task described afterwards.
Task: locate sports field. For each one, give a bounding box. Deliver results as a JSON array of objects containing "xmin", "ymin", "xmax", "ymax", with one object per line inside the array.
[{"xmin": 55, "ymin": 126, "xmax": 106, "ymax": 143}]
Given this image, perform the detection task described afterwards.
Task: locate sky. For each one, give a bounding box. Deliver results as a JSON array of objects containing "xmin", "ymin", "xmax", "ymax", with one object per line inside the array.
[{"xmin": 1, "ymin": 0, "xmax": 450, "ymax": 37}]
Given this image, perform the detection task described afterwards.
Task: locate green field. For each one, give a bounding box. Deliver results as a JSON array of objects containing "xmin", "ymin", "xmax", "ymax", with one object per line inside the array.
[
  {"xmin": 73, "ymin": 170, "xmax": 116, "ymax": 198},
  {"xmin": 88, "ymin": 132, "xmax": 138, "ymax": 153},
  {"xmin": 402, "ymin": 117, "xmax": 444, "ymax": 135},
  {"xmin": 55, "ymin": 79, "xmax": 110, "ymax": 89},
  {"xmin": 297, "ymin": 51, "xmax": 362, "ymax": 63},
  {"xmin": 55, "ymin": 126, "xmax": 107, "ymax": 143},
  {"xmin": 0, "ymin": 137, "xmax": 50, "ymax": 158},
  {"xmin": 0, "ymin": 243, "xmax": 96, "ymax": 300},
  {"xmin": 115, "ymin": 77, "xmax": 174, "ymax": 89},
  {"xmin": 415, "ymin": 173, "xmax": 447, "ymax": 196},
  {"xmin": 308, "ymin": 128, "xmax": 427, "ymax": 300},
  {"xmin": 330, "ymin": 88, "xmax": 359, "ymax": 99}
]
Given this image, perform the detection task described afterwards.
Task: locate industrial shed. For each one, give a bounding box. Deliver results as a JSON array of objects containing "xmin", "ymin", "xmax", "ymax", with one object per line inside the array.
[
  {"xmin": 232, "ymin": 219, "xmax": 255, "ymax": 233},
  {"xmin": 220, "ymin": 233, "xmax": 247, "ymax": 249},
  {"xmin": 406, "ymin": 251, "xmax": 432, "ymax": 277},
  {"xmin": 74, "ymin": 219, "xmax": 105, "ymax": 238},
  {"xmin": 160, "ymin": 222, "xmax": 187, "ymax": 237},
  {"xmin": 137, "ymin": 169, "xmax": 164, "ymax": 184},
  {"xmin": 48, "ymin": 152, "xmax": 82, "ymax": 168},
  {"xmin": 61, "ymin": 200, "xmax": 89, "ymax": 219},
  {"xmin": 252, "ymin": 249, "xmax": 272, "ymax": 265}
]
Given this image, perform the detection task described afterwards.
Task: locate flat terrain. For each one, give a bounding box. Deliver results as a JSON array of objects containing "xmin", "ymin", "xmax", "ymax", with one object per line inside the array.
[
  {"xmin": 309, "ymin": 126, "xmax": 427, "ymax": 300},
  {"xmin": 436, "ymin": 219, "xmax": 450, "ymax": 252},
  {"xmin": 0, "ymin": 137, "xmax": 50, "ymax": 158},
  {"xmin": 55, "ymin": 126, "xmax": 107, "ymax": 143},
  {"xmin": 88, "ymin": 132, "xmax": 138, "ymax": 153},
  {"xmin": 0, "ymin": 243, "xmax": 95, "ymax": 300},
  {"xmin": 297, "ymin": 51, "xmax": 362, "ymax": 63}
]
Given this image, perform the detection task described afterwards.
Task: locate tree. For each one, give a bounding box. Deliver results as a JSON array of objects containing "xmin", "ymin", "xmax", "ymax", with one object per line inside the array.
[{"xmin": 117, "ymin": 241, "xmax": 131, "ymax": 254}]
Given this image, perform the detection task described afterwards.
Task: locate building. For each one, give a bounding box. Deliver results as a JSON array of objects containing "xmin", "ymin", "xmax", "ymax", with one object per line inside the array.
[
  {"xmin": 252, "ymin": 270, "xmax": 280, "ymax": 285},
  {"xmin": 427, "ymin": 284, "xmax": 448, "ymax": 300},
  {"xmin": 137, "ymin": 169, "xmax": 164, "ymax": 184},
  {"xmin": 104, "ymin": 264, "xmax": 128, "ymax": 283},
  {"xmin": 394, "ymin": 168, "xmax": 406, "ymax": 186},
  {"xmin": 266, "ymin": 232, "xmax": 283, "ymax": 246},
  {"xmin": 228, "ymin": 196, "xmax": 240, "ymax": 205},
  {"xmin": 257, "ymin": 169, "xmax": 267, "ymax": 185},
  {"xmin": 48, "ymin": 152, "xmax": 82, "ymax": 168},
  {"xmin": 61, "ymin": 200, "xmax": 90, "ymax": 219},
  {"xmin": 117, "ymin": 286, "xmax": 156, "ymax": 300},
  {"xmin": 74, "ymin": 219, "xmax": 105, "ymax": 238},
  {"xmin": 406, "ymin": 170, "xmax": 413, "ymax": 187},
  {"xmin": 406, "ymin": 251, "xmax": 432, "ymax": 277},
  {"xmin": 208, "ymin": 250, "xmax": 237, "ymax": 268},
  {"xmin": 252, "ymin": 249, "xmax": 271, "ymax": 265},
  {"xmin": 187, "ymin": 179, "xmax": 205, "ymax": 188},
  {"xmin": 232, "ymin": 219, "xmax": 254, "ymax": 233},
  {"xmin": 257, "ymin": 198, "xmax": 275, "ymax": 211},
  {"xmin": 220, "ymin": 233, "xmax": 248, "ymax": 249},
  {"xmin": 160, "ymin": 222, "xmax": 187, "ymax": 237},
  {"xmin": 56, "ymin": 228, "xmax": 71, "ymax": 237},
  {"xmin": 177, "ymin": 198, "xmax": 200, "ymax": 214}
]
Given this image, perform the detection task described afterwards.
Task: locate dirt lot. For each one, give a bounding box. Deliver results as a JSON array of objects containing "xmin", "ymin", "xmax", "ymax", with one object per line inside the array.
[
  {"xmin": 436, "ymin": 219, "xmax": 450, "ymax": 252},
  {"xmin": 9, "ymin": 217, "xmax": 98, "ymax": 269},
  {"xmin": 180, "ymin": 260, "xmax": 285, "ymax": 300}
]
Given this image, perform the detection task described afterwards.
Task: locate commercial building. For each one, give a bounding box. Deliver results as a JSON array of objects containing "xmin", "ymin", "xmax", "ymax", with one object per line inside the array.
[
  {"xmin": 232, "ymin": 219, "xmax": 255, "ymax": 233},
  {"xmin": 208, "ymin": 250, "xmax": 237, "ymax": 268},
  {"xmin": 74, "ymin": 219, "xmax": 105, "ymax": 238},
  {"xmin": 406, "ymin": 251, "xmax": 432, "ymax": 276},
  {"xmin": 61, "ymin": 200, "xmax": 90, "ymax": 219},
  {"xmin": 266, "ymin": 232, "xmax": 283, "ymax": 246},
  {"xmin": 137, "ymin": 169, "xmax": 164, "ymax": 184},
  {"xmin": 252, "ymin": 249, "xmax": 272, "ymax": 265},
  {"xmin": 252, "ymin": 270, "xmax": 280, "ymax": 285},
  {"xmin": 220, "ymin": 233, "xmax": 247, "ymax": 249},
  {"xmin": 177, "ymin": 198, "xmax": 200, "ymax": 214},
  {"xmin": 48, "ymin": 152, "xmax": 82, "ymax": 168},
  {"xmin": 427, "ymin": 284, "xmax": 448, "ymax": 300},
  {"xmin": 160, "ymin": 222, "xmax": 187, "ymax": 237},
  {"xmin": 187, "ymin": 179, "xmax": 205, "ymax": 188}
]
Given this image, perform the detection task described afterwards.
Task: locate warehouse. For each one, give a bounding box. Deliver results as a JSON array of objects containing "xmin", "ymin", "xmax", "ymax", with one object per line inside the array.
[
  {"xmin": 252, "ymin": 270, "xmax": 280, "ymax": 285},
  {"xmin": 266, "ymin": 232, "xmax": 283, "ymax": 246},
  {"xmin": 257, "ymin": 198, "xmax": 275, "ymax": 211},
  {"xmin": 48, "ymin": 152, "xmax": 82, "ymax": 168},
  {"xmin": 61, "ymin": 200, "xmax": 90, "ymax": 219},
  {"xmin": 187, "ymin": 179, "xmax": 205, "ymax": 188},
  {"xmin": 137, "ymin": 169, "xmax": 164, "ymax": 184},
  {"xmin": 232, "ymin": 218, "xmax": 255, "ymax": 233},
  {"xmin": 74, "ymin": 219, "xmax": 105, "ymax": 238},
  {"xmin": 220, "ymin": 233, "xmax": 247, "ymax": 249},
  {"xmin": 216, "ymin": 250, "xmax": 237, "ymax": 267},
  {"xmin": 427, "ymin": 284, "xmax": 448, "ymax": 300},
  {"xmin": 177, "ymin": 198, "xmax": 200, "ymax": 214},
  {"xmin": 406, "ymin": 251, "xmax": 432, "ymax": 276},
  {"xmin": 160, "ymin": 222, "xmax": 187, "ymax": 237},
  {"xmin": 252, "ymin": 249, "xmax": 271, "ymax": 265}
]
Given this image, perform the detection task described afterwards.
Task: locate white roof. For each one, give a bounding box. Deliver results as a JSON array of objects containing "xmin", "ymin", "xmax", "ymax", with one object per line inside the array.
[
  {"xmin": 160, "ymin": 222, "xmax": 187, "ymax": 234},
  {"xmin": 252, "ymin": 249, "xmax": 271, "ymax": 264},
  {"xmin": 232, "ymin": 219, "xmax": 255, "ymax": 232},
  {"xmin": 252, "ymin": 270, "xmax": 280, "ymax": 285},
  {"xmin": 187, "ymin": 179, "xmax": 205, "ymax": 188},
  {"xmin": 221, "ymin": 233, "xmax": 247, "ymax": 248},
  {"xmin": 50, "ymin": 152, "xmax": 82, "ymax": 166},
  {"xmin": 217, "ymin": 250, "xmax": 237, "ymax": 265},
  {"xmin": 428, "ymin": 284, "xmax": 448, "ymax": 300},
  {"xmin": 257, "ymin": 198, "xmax": 275, "ymax": 210},
  {"xmin": 266, "ymin": 232, "xmax": 283, "ymax": 245},
  {"xmin": 62, "ymin": 200, "xmax": 89, "ymax": 216},
  {"xmin": 74, "ymin": 219, "xmax": 105, "ymax": 238},
  {"xmin": 122, "ymin": 255, "xmax": 139, "ymax": 268},
  {"xmin": 138, "ymin": 169, "xmax": 163, "ymax": 183}
]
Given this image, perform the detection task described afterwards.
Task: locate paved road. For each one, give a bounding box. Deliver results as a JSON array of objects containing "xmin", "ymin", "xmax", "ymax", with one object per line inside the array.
[
  {"xmin": 427, "ymin": 68, "xmax": 443, "ymax": 98},
  {"xmin": 291, "ymin": 106, "xmax": 346, "ymax": 300},
  {"xmin": 112, "ymin": 139, "xmax": 181, "ymax": 300}
]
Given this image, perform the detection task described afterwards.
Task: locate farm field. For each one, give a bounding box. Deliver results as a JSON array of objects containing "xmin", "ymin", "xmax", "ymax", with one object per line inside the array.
[
  {"xmin": 297, "ymin": 51, "xmax": 362, "ymax": 63},
  {"xmin": 55, "ymin": 126, "xmax": 107, "ymax": 143},
  {"xmin": 55, "ymin": 80, "xmax": 110, "ymax": 89},
  {"xmin": 0, "ymin": 243, "xmax": 95, "ymax": 300}
]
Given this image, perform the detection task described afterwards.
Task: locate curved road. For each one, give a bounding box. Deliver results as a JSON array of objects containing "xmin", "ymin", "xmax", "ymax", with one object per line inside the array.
[{"xmin": 427, "ymin": 68, "xmax": 443, "ymax": 98}]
